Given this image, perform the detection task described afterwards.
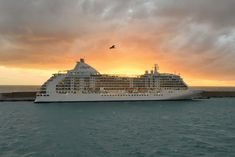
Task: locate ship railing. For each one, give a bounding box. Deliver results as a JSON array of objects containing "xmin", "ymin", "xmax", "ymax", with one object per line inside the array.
[
  {"xmin": 100, "ymin": 74, "xmax": 143, "ymax": 78},
  {"xmin": 55, "ymin": 70, "xmax": 69, "ymax": 75}
]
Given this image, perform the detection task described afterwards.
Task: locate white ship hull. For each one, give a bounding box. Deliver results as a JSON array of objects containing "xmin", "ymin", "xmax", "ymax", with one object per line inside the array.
[{"xmin": 35, "ymin": 89, "xmax": 200, "ymax": 103}]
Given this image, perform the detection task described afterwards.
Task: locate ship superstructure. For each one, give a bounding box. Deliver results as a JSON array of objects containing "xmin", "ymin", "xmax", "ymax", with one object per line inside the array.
[{"xmin": 35, "ymin": 58, "xmax": 199, "ymax": 102}]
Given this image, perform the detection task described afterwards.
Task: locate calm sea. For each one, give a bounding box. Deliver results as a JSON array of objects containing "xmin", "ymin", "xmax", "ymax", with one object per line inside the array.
[{"xmin": 0, "ymin": 98, "xmax": 235, "ymax": 157}]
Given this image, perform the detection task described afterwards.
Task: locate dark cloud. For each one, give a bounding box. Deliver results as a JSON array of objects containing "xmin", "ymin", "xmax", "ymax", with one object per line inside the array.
[
  {"xmin": 155, "ymin": 0, "xmax": 235, "ymax": 28},
  {"xmin": 0, "ymin": 0, "xmax": 235, "ymax": 82}
]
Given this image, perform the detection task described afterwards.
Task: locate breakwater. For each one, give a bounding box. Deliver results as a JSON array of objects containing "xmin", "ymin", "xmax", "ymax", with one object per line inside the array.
[
  {"xmin": 0, "ymin": 92, "xmax": 36, "ymax": 101},
  {"xmin": 0, "ymin": 91, "xmax": 235, "ymax": 101},
  {"xmin": 200, "ymin": 91, "xmax": 235, "ymax": 98}
]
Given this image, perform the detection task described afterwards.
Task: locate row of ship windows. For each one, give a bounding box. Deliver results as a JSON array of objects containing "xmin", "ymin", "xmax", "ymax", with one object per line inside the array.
[
  {"xmin": 60, "ymin": 81, "xmax": 179, "ymax": 84},
  {"xmin": 55, "ymin": 85, "xmax": 186, "ymax": 89},
  {"xmin": 101, "ymin": 94, "xmax": 164, "ymax": 97},
  {"xmin": 38, "ymin": 91, "xmax": 175, "ymax": 96},
  {"xmin": 55, "ymin": 90, "xmax": 168, "ymax": 95},
  {"xmin": 55, "ymin": 87, "xmax": 186, "ymax": 91},
  {"xmin": 57, "ymin": 81, "xmax": 184, "ymax": 83},
  {"xmin": 37, "ymin": 94, "xmax": 50, "ymax": 96},
  {"xmin": 63, "ymin": 79, "xmax": 132, "ymax": 81},
  {"xmin": 48, "ymin": 76, "xmax": 181, "ymax": 81},
  {"xmin": 39, "ymin": 87, "xmax": 186, "ymax": 93},
  {"xmin": 56, "ymin": 91, "xmax": 77, "ymax": 94},
  {"xmin": 63, "ymin": 76, "xmax": 179, "ymax": 79},
  {"xmin": 56, "ymin": 84, "xmax": 184, "ymax": 87}
]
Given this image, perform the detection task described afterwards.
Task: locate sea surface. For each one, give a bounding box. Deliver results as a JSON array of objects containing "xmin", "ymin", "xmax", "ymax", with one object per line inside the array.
[{"xmin": 0, "ymin": 98, "xmax": 235, "ymax": 157}]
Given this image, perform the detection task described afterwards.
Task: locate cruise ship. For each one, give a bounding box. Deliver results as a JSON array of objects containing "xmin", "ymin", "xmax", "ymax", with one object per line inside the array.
[{"xmin": 35, "ymin": 59, "xmax": 200, "ymax": 102}]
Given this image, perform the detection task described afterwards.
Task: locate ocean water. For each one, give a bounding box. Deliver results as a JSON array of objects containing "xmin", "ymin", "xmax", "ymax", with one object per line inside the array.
[{"xmin": 0, "ymin": 99, "xmax": 235, "ymax": 157}]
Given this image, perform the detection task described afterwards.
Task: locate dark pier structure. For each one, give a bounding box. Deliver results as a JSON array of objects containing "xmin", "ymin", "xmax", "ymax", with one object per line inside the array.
[
  {"xmin": 199, "ymin": 91, "xmax": 235, "ymax": 99},
  {"xmin": 0, "ymin": 92, "xmax": 36, "ymax": 101}
]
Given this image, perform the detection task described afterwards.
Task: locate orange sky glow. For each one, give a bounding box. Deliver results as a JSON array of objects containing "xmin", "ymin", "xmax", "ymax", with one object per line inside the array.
[{"xmin": 1, "ymin": 49, "xmax": 235, "ymax": 86}]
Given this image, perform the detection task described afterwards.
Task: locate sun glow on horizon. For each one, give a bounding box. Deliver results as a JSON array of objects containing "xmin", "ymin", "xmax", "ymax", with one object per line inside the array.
[
  {"xmin": 1, "ymin": 60, "xmax": 235, "ymax": 87},
  {"xmin": 0, "ymin": 66, "xmax": 55, "ymax": 85}
]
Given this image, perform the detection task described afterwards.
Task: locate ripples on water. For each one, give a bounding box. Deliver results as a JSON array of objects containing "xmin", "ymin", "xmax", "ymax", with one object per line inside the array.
[{"xmin": 0, "ymin": 98, "xmax": 235, "ymax": 157}]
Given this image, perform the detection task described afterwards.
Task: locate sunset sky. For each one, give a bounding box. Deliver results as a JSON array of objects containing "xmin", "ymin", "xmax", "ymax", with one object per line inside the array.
[{"xmin": 0, "ymin": 0, "xmax": 235, "ymax": 86}]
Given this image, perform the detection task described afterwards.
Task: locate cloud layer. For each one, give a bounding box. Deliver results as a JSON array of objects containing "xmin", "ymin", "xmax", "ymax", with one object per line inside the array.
[{"xmin": 0, "ymin": 0, "xmax": 235, "ymax": 84}]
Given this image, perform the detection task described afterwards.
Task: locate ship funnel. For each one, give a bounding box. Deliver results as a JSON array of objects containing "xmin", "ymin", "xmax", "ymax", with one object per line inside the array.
[
  {"xmin": 154, "ymin": 64, "xmax": 159, "ymax": 73},
  {"xmin": 80, "ymin": 58, "xmax": 85, "ymax": 63}
]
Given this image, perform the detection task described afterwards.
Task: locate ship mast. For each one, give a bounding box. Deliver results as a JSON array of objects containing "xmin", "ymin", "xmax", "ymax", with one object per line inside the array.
[{"xmin": 154, "ymin": 64, "xmax": 159, "ymax": 74}]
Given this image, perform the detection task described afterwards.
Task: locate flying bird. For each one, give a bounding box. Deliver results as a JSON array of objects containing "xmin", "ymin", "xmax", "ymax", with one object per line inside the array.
[{"xmin": 109, "ymin": 45, "xmax": 115, "ymax": 49}]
